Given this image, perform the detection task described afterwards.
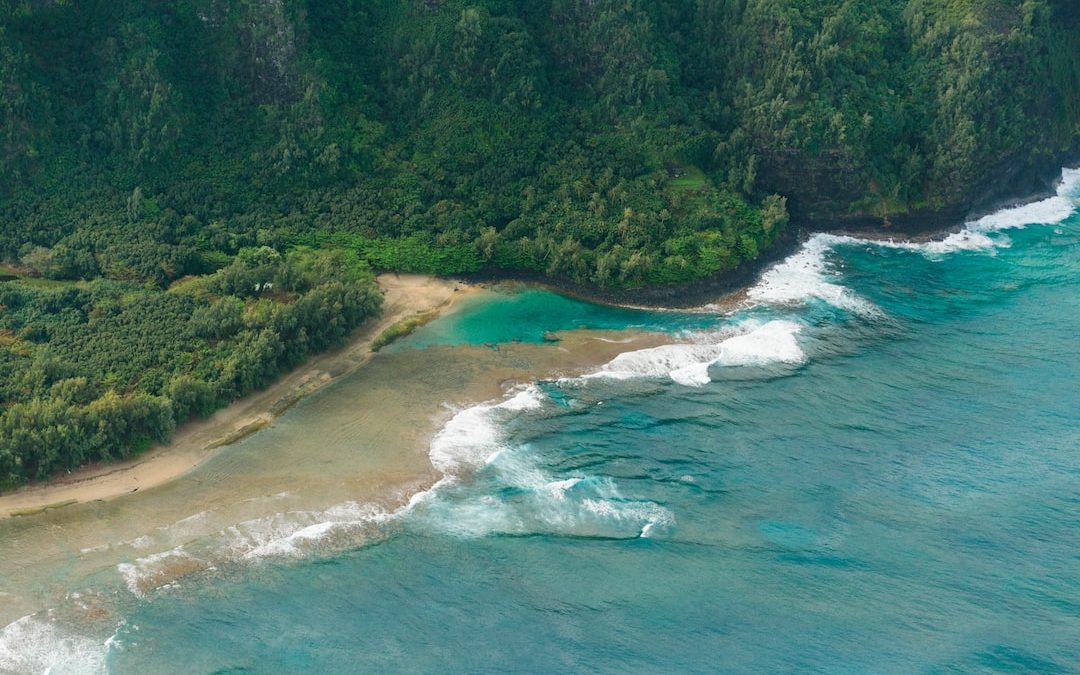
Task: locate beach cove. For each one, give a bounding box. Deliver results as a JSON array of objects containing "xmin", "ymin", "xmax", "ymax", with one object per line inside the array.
[
  {"xmin": 0, "ymin": 279, "xmax": 681, "ymax": 633},
  {"xmin": 1, "ymin": 168, "xmax": 1079, "ymax": 672},
  {"xmin": 0, "ymin": 274, "xmax": 474, "ymax": 519}
]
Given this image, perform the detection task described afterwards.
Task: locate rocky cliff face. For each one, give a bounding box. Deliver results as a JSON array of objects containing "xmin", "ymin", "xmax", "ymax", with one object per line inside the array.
[{"xmin": 761, "ymin": 143, "xmax": 1079, "ymax": 236}]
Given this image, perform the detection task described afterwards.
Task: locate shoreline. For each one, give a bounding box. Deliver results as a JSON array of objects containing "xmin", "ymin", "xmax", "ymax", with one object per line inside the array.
[
  {"xmin": 0, "ymin": 274, "xmax": 477, "ymax": 519},
  {"xmin": 3, "ymin": 163, "xmax": 1075, "ymax": 518},
  {"xmin": 467, "ymin": 162, "xmax": 1080, "ymax": 310}
]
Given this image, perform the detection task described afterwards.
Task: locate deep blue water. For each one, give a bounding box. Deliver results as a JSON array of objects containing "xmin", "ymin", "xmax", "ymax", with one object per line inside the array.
[{"xmin": 12, "ymin": 173, "xmax": 1080, "ymax": 673}]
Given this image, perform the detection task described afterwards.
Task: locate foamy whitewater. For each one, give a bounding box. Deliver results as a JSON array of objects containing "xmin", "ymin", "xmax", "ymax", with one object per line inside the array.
[
  {"xmin": 419, "ymin": 385, "xmax": 674, "ymax": 539},
  {"xmin": 591, "ymin": 319, "xmax": 804, "ymax": 387},
  {"xmin": 0, "ymin": 616, "xmax": 110, "ymax": 675},
  {"xmin": 3, "ymin": 167, "xmax": 1079, "ymax": 673}
]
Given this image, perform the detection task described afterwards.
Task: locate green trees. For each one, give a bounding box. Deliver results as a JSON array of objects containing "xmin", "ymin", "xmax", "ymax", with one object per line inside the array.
[
  {"xmin": 0, "ymin": 249, "xmax": 382, "ymax": 489},
  {"xmin": 97, "ymin": 24, "xmax": 182, "ymax": 166},
  {"xmin": 2, "ymin": 0, "xmax": 1076, "ymax": 291},
  {"xmin": 0, "ymin": 1, "xmax": 1077, "ymax": 483},
  {"xmin": 0, "ymin": 391, "xmax": 174, "ymax": 481}
]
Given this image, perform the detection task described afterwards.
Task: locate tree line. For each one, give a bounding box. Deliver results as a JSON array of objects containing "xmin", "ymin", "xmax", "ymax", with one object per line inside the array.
[
  {"xmin": 0, "ymin": 248, "xmax": 381, "ymax": 487},
  {"xmin": 0, "ymin": 0, "xmax": 1077, "ymax": 483}
]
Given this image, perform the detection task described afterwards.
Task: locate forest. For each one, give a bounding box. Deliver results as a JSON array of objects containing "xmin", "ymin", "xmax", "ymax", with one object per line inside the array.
[
  {"xmin": 0, "ymin": 0, "xmax": 1078, "ymax": 485},
  {"xmin": 0, "ymin": 248, "xmax": 381, "ymax": 487}
]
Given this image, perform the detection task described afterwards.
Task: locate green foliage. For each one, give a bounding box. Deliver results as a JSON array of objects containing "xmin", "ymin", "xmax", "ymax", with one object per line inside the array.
[
  {"xmin": 0, "ymin": 251, "xmax": 382, "ymax": 488},
  {"xmin": 0, "ymin": 0, "xmax": 1077, "ymax": 482},
  {"xmin": 4, "ymin": 0, "xmax": 1075, "ymax": 291},
  {"xmin": 371, "ymin": 309, "xmax": 441, "ymax": 352}
]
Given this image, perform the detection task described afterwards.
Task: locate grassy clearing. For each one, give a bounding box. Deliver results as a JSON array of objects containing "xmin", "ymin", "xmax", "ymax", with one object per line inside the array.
[
  {"xmin": 167, "ymin": 274, "xmax": 213, "ymax": 298},
  {"xmin": 371, "ymin": 309, "xmax": 441, "ymax": 351},
  {"xmin": 668, "ymin": 165, "xmax": 708, "ymax": 193},
  {"xmin": 0, "ymin": 263, "xmax": 22, "ymax": 282}
]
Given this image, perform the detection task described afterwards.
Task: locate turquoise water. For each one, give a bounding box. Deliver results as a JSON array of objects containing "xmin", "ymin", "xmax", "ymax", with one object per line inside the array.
[
  {"xmin": 388, "ymin": 285, "xmax": 718, "ymax": 349},
  {"xmin": 7, "ymin": 171, "xmax": 1080, "ymax": 673}
]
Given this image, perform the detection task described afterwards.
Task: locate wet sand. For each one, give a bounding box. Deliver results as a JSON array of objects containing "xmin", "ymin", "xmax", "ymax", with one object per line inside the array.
[
  {"xmin": 0, "ymin": 285, "xmax": 671, "ymax": 623},
  {"xmin": 0, "ymin": 274, "xmax": 475, "ymax": 519}
]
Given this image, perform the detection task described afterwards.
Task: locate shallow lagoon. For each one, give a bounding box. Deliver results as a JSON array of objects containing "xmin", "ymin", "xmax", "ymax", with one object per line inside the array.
[{"xmin": 3, "ymin": 171, "xmax": 1080, "ymax": 673}]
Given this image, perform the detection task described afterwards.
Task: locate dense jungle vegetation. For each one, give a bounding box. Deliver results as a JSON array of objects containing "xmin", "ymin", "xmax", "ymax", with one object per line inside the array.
[
  {"xmin": 0, "ymin": 248, "xmax": 380, "ymax": 486},
  {"xmin": 0, "ymin": 0, "xmax": 1078, "ymax": 485}
]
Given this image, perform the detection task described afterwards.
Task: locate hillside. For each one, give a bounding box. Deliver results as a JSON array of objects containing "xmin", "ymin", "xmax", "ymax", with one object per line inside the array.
[
  {"xmin": 2, "ymin": 0, "xmax": 1078, "ymax": 287},
  {"xmin": 0, "ymin": 0, "xmax": 1078, "ymax": 486}
]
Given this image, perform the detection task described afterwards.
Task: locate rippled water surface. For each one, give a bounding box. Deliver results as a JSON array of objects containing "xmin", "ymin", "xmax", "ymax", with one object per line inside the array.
[{"xmin": 3, "ymin": 170, "xmax": 1080, "ymax": 673}]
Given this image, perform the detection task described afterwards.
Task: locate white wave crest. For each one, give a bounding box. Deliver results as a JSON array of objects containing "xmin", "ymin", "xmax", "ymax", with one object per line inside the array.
[
  {"xmin": 971, "ymin": 167, "xmax": 1080, "ymax": 231},
  {"xmin": 591, "ymin": 320, "xmax": 804, "ymax": 387},
  {"xmin": 0, "ymin": 615, "xmax": 110, "ymax": 675},
  {"xmin": 111, "ymin": 500, "xmax": 401, "ymax": 597},
  {"xmin": 864, "ymin": 170, "xmax": 1080, "ymax": 256},
  {"xmin": 414, "ymin": 384, "xmax": 675, "ymax": 540},
  {"xmin": 230, "ymin": 501, "xmax": 390, "ymax": 560},
  {"xmin": 117, "ymin": 546, "xmax": 201, "ymax": 597},
  {"xmin": 744, "ymin": 168, "xmax": 1080, "ymax": 310},
  {"xmin": 747, "ymin": 235, "xmax": 876, "ymax": 313},
  {"xmin": 835, "ymin": 166, "xmax": 1080, "ymax": 257},
  {"xmin": 428, "ymin": 385, "xmax": 546, "ymax": 476},
  {"xmin": 425, "ymin": 460, "xmax": 674, "ymax": 541}
]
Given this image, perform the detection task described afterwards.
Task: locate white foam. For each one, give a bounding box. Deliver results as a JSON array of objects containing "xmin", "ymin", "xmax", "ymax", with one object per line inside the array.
[
  {"xmin": 596, "ymin": 341, "xmax": 721, "ymax": 382},
  {"xmin": 413, "ymin": 394, "xmax": 677, "ymax": 541},
  {"xmin": 545, "ymin": 478, "xmax": 583, "ymax": 500},
  {"xmin": 0, "ymin": 615, "xmax": 109, "ymax": 675},
  {"xmin": 747, "ymin": 234, "xmax": 876, "ymax": 313},
  {"xmin": 743, "ymin": 169, "xmax": 1080, "ymax": 310},
  {"xmin": 424, "ymin": 457, "xmax": 675, "ymax": 540},
  {"xmin": 117, "ymin": 546, "xmax": 200, "ymax": 597},
  {"xmin": 713, "ymin": 320, "xmax": 804, "ymax": 366},
  {"xmin": 591, "ymin": 320, "xmax": 804, "ymax": 387},
  {"xmin": 128, "ymin": 535, "xmax": 152, "ymax": 550},
  {"xmin": 104, "ymin": 387, "xmax": 548, "ymax": 572},
  {"xmin": 233, "ymin": 501, "xmax": 389, "ymax": 560},
  {"xmin": 971, "ymin": 167, "xmax": 1080, "ymax": 231},
  {"xmin": 428, "ymin": 385, "xmax": 545, "ymax": 476},
  {"xmin": 839, "ymin": 166, "xmax": 1080, "ymax": 257},
  {"xmin": 911, "ymin": 229, "xmax": 1000, "ymax": 254}
]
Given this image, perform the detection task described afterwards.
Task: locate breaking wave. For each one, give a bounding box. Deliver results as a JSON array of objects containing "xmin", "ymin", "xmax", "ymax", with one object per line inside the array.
[
  {"xmin": 415, "ymin": 386, "xmax": 673, "ymax": 539},
  {"xmin": 0, "ymin": 615, "xmax": 112, "ymax": 675},
  {"xmin": 590, "ymin": 320, "xmax": 805, "ymax": 387},
  {"xmin": 6, "ymin": 166, "xmax": 1078, "ymax": 673},
  {"xmin": 746, "ymin": 235, "xmax": 877, "ymax": 314}
]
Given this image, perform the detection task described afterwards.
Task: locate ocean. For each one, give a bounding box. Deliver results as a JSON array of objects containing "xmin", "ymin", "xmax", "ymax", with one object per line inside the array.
[{"xmin": 2, "ymin": 168, "xmax": 1079, "ymax": 673}]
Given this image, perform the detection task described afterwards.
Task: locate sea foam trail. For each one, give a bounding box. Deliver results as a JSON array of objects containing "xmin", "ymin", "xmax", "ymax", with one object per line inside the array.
[
  {"xmin": 746, "ymin": 167, "xmax": 1080, "ymax": 313},
  {"xmin": 418, "ymin": 386, "xmax": 674, "ymax": 539},
  {"xmin": 746, "ymin": 236, "xmax": 876, "ymax": 314},
  {"xmin": 109, "ymin": 388, "xmax": 549, "ymax": 598},
  {"xmin": 0, "ymin": 615, "xmax": 110, "ymax": 675},
  {"xmin": 15, "ymin": 168, "xmax": 1080, "ymax": 672},
  {"xmin": 590, "ymin": 320, "xmax": 805, "ymax": 387},
  {"xmin": 101, "ymin": 166, "xmax": 1080, "ymax": 601},
  {"xmin": 826, "ymin": 166, "xmax": 1080, "ymax": 257},
  {"xmin": 971, "ymin": 166, "xmax": 1080, "ymax": 231},
  {"xmin": 112, "ymin": 499, "xmax": 403, "ymax": 599},
  {"xmin": 428, "ymin": 386, "xmax": 546, "ymax": 476}
]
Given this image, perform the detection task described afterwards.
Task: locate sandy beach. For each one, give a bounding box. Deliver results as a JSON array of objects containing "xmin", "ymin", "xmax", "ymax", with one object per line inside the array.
[
  {"xmin": 0, "ymin": 273, "xmax": 475, "ymax": 519},
  {"xmin": 0, "ymin": 281, "xmax": 673, "ymax": 623}
]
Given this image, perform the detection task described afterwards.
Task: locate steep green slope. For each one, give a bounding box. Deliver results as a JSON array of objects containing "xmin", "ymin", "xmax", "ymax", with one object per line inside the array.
[
  {"xmin": 2, "ymin": 0, "xmax": 1074, "ymax": 289},
  {"xmin": 0, "ymin": 0, "xmax": 1078, "ymax": 486}
]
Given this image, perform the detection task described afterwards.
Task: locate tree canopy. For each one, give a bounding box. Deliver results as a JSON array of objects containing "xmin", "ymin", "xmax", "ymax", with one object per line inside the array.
[
  {"xmin": 0, "ymin": 0, "xmax": 1072, "ymax": 289},
  {"xmin": 0, "ymin": 0, "xmax": 1077, "ymax": 484}
]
